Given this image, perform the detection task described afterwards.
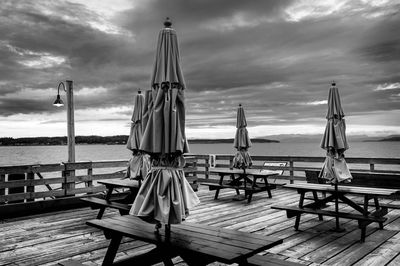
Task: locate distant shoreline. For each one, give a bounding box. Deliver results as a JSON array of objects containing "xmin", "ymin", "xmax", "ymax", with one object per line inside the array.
[
  {"xmin": 0, "ymin": 136, "xmax": 279, "ymax": 146},
  {"xmin": 0, "ymin": 135, "xmax": 398, "ymax": 146}
]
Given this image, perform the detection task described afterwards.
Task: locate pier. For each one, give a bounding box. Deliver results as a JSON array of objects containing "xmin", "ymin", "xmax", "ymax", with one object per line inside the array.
[{"xmin": 1, "ymin": 155, "xmax": 400, "ymax": 265}]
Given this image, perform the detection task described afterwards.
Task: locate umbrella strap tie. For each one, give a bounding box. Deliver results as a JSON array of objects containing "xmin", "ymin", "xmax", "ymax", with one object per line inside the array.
[{"xmin": 152, "ymin": 167, "xmax": 183, "ymax": 171}]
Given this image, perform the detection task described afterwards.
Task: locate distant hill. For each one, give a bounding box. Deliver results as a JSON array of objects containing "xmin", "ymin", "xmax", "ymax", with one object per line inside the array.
[
  {"xmin": 264, "ymin": 134, "xmax": 400, "ymax": 143},
  {"xmin": 188, "ymin": 138, "xmax": 279, "ymax": 144},
  {"xmin": 0, "ymin": 135, "xmax": 128, "ymax": 146},
  {"xmin": 369, "ymin": 135, "xmax": 400, "ymax": 142},
  {"xmin": 0, "ymin": 136, "xmax": 279, "ymax": 146}
]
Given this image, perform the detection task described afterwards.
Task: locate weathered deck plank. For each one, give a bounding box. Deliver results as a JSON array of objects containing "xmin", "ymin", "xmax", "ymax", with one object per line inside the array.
[{"xmin": 1, "ymin": 186, "xmax": 400, "ymax": 265}]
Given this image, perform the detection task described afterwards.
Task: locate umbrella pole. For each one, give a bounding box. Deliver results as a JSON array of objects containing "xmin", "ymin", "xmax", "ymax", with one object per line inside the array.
[
  {"xmin": 333, "ymin": 182, "xmax": 345, "ymax": 232},
  {"xmin": 165, "ymin": 224, "xmax": 171, "ymax": 241}
]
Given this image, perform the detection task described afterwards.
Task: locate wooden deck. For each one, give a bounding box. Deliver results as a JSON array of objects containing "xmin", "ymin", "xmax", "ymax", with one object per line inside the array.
[{"xmin": 1, "ymin": 186, "xmax": 400, "ymax": 266}]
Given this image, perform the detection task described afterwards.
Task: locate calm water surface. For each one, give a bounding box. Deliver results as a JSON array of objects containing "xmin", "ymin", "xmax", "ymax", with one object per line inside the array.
[{"xmin": 0, "ymin": 142, "xmax": 399, "ymax": 166}]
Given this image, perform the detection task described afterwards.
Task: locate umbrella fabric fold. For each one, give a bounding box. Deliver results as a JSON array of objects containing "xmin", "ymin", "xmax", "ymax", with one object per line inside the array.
[
  {"xmin": 126, "ymin": 92, "xmax": 151, "ymax": 180},
  {"xmin": 127, "ymin": 92, "xmax": 144, "ymax": 151},
  {"xmin": 140, "ymin": 85, "xmax": 189, "ymax": 155},
  {"xmin": 141, "ymin": 89, "xmax": 153, "ymax": 134},
  {"xmin": 319, "ymin": 83, "xmax": 352, "ymax": 184},
  {"xmin": 130, "ymin": 156, "xmax": 200, "ymax": 224},
  {"xmin": 232, "ymin": 104, "xmax": 252, "ymax": 169},
  {"xmin": 130, "ymin": 18, "xmax": 199, "ymax": 226}
]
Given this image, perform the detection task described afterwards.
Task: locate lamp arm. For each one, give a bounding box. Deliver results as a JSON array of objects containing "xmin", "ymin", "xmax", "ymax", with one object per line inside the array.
[{"xmin": 57, "ymin": 82, "xmax": 66, "ymax": 94}]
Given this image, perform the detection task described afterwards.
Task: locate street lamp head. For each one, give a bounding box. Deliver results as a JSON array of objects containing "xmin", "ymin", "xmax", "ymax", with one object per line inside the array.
[
  {"xmin": 53, "ymin": 82, "xmax": 66, "ymax": 107},
  {"xmin": 53, "ymin": 94, "xmax": 64, "ymax": 107}
]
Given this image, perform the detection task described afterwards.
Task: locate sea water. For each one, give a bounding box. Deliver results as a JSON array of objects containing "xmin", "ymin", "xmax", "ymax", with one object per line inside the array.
[{"xmin": 0, "ymin": 142, "xmax": 398, "ymax": 166}]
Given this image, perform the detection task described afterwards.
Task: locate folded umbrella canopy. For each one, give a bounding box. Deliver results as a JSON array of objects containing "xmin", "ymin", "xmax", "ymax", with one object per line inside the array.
[
  {"xmin": 130, "ymin": 18, "xmax": 199, "ymax": 231},
  {"xmin": 232, "ymin": 104, "xmax": 252, "ymax": 169},
  {"xmin": 126, "ymin": 91, "xmax": 150, "ymax": 181},
  {"xmin": 319, "ymin": 82, "xmax": 352, "ymax": 232}
]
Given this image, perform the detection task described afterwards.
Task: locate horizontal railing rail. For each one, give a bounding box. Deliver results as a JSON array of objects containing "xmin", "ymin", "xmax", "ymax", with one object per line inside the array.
[{"xmin": 0, "ymin": 154, "xmax": 399, "ymax": 216}]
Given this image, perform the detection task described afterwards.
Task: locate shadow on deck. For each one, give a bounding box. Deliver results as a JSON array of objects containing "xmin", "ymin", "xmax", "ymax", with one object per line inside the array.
[{"xmin": 1, "ymin": 186, "xmax": 400, "ymax": 266}]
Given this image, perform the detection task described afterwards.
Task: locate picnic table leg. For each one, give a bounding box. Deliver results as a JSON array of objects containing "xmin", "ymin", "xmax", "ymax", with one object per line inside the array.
[
  {"xmin": 247, "ymin": 191, "xmax": 253, "ymax": 203},
  {"xmin": 214, "ymin": 173, "xmax": 224, "ymax": 200},
  {"xmin": 97, "ymin": 186, "xmax": 114, "ymax": 219},
  {"xmin": 312, "ymin": 191, "xmax": 323, "ymax": 221},
  {"xmin": 374, "ymin": 197, "xmax": 384, "ymax": 229},
  {"xmin": 263, "ymin": 177, "xmax": 272, "ymax": 198},
  {"xmin": 359, "ymin": 222, "xmax": 366, "ymax": 243},
  {"xmin": 102, "ymin": 234, "xmax": 122, "ymax": 266},
  {"xmin": 295, "ymin": 192, "xmax": 305, "ymax": 230},
  {"xmin": 247, "ymin": 176, "xmax": 258, "ymax": 203},
  {"xmin": 214, "ymin": 189, "xmax": 220, "ymax": 200}
]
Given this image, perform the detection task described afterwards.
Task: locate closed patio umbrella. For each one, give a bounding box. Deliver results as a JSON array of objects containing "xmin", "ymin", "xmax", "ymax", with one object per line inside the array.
[
  {"xmin": 141, "ymin": 89, "xmax": 153, "ymax": 133},
  {"xmin": 126, "ymin": 90, "xmax": 150, "ymax": 182},
  {"xmin": 232, "ymin": 104, "xmax": 252, "ymax": 169},
  {"xmin": 319, "ymin": 81, "xmax": 352, "ymax": 231},
  {"xmin": 130, "ymin": 18, "xmax": 200, "ymax": 235}
]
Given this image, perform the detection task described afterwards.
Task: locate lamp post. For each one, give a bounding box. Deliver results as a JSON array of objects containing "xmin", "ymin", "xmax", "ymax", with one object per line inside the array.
[{"xmin": 53, "ymin": 80, "xmax": 75, "ymax": 163}]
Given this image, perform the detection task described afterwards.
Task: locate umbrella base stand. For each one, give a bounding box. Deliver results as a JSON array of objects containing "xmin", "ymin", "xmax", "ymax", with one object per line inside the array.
[
  {"xmin": 232, "ymin": 194, "xmax": 247, "ymax": 201},
  {"xmin": 330, "ymin": 224, "xmax": 346, "ymax": 233}
]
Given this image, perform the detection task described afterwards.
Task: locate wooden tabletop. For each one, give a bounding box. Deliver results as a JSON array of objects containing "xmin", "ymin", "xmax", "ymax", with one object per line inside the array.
[
  {"xmin": 87, "ymin": 215, "xmax": 282, "ymax": 264},
  {"xmin": 97, "ymin": 179, "xmax": 139, "ymax": 189},
  {"xmin": 284, "ymin": 183, "xmax": 400, "ymax": 197},
  {"xmin": 210, "ymin": 168, "xmax": 279, "ymax": 177}
]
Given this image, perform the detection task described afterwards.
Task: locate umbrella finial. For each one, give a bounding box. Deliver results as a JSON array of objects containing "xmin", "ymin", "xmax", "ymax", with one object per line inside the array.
[
  {"xmin": 331, "ymin": 81, "xmax": 336, "ymax": 87},
  {"xmin": 164, "ymin": 17, "xmax": 172, "ymax": 28},
  {"xmin": 239, "ymin": 103, "xmax": 242, "ymax": 107},
  {"xmin": 138, "ymin": 88, "xmax": 141, "ymax": 94}
]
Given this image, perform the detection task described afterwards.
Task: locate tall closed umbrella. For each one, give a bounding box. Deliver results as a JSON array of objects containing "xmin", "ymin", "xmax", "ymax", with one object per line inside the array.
[
  {"xmin": 130, "ymin": 18, "xmax": 200, "ymax": 235},
  {"xmin": 232, "ymin": 104, "xmax": 252, "ymax": 169},
  {"xmin": 126, "ymin": 90, "xmax": 150, "ymax": 182},
  {"xmin": 319, "ymin": 81, "xmax": 352, "ymax": 231}
]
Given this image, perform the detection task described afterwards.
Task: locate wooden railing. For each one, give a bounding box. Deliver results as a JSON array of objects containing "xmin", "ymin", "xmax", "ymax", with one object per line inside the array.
[
  {"xmin": 0, "ymin": 160, "xmax": 128, "ymax": 204},
  {"xmin": 188, "ymin": 154, "xmax": 400, "ymax": 183},
  {"xmin": 0, "ymin": 155, "xmax": 399, "ymax": 217}
]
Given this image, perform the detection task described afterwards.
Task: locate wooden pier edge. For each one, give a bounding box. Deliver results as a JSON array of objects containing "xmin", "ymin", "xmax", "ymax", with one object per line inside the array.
[{"xmin": 0, "ymin": 155, "xmax": 398, "ymax": 218}]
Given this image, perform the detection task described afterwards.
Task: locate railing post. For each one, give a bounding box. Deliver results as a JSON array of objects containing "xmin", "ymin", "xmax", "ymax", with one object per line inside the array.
[
  {"xmin": 290, "ymin": 160, "xmax": 294, "ymax": 184},
  {"xmin": 62, "ymin": 162, "xmax": 75, "ymax": 196},
  {"xmin": 204, "ymin": 157, "xmax": 209, "ymax": 179},
  {"xmin": 0, "ymin": 174, "xmax": 5, "ymax": 204},
  {"xmin": 26, "ymin": 172, "xmax": 35, "ymax": 202},
  {"xmin": 86, "ymin": 166, "xmax": 93, "ymax": 194},
  {"xmin": 370, "ymin": 163, "xmax": 375, "ymax": 172},
  {"xmin": 229, "ymin": 156, "xmax": 233, "ymax": 169}
]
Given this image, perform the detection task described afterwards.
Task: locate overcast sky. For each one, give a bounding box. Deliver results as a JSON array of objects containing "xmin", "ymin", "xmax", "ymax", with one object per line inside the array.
[{"xmin": 0, "ymin": 0, "xmax": 399, "ymax": 139}]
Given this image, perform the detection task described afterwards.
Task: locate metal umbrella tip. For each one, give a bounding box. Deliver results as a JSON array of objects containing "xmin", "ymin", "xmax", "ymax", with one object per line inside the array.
[
  {"xmin": 239, "ymin": 103, "xmax": 242, "ymax": 107},
  {"xmin": 164, "ymin": 17, "xmax": 172, "ymax": 28},
  {"xmin": 331, "ymin": 81, "xmax": 336, "ymax": 86}
]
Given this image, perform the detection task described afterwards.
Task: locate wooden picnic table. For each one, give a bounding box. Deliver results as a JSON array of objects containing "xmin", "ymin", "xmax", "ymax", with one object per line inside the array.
[
  {"xmin": 86, "ymin": 215, "xmax": 283, "ymax": 266},
  {"xmin": 272, "ymin": 183, "xmax": 400, "ymax": 242},
  {"xmin": 81, "ymin": 179, "xmax": 140, "ymax": 219},
  {"xmin": 202, "ymin": 168, "xmax": 279, "ymax": 203}
]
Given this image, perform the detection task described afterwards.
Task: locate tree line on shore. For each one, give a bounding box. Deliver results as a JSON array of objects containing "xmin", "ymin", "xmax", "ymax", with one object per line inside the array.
[{"xmin": 0, "ymin": 136, "xmax": 280, "ymax": 146}]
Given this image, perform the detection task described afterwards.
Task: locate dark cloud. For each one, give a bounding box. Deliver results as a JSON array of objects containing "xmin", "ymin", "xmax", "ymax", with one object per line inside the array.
[{"xmin": 0, "ymin": 0, "xmax": 399, "ymax": 137}]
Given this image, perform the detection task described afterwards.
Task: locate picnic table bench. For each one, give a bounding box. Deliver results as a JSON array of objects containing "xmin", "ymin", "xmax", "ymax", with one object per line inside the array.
[
  {"xmin": 305, "ymin": 169, "xmax": 400, "ymax": 203},
  {"xmin": 272, "ymin": 183, "xmax": 400, "ymax": 242},
  {"xmin": 86, "ymin": 215, "xmax": 284, "ymax": 266},
  {"xmin": 81, "ymin": 179, "xmax": 140, "ymax": 219},
  {"xmin": 202, "ymin": 168, "xmax": 279, "ymax": 203}
]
